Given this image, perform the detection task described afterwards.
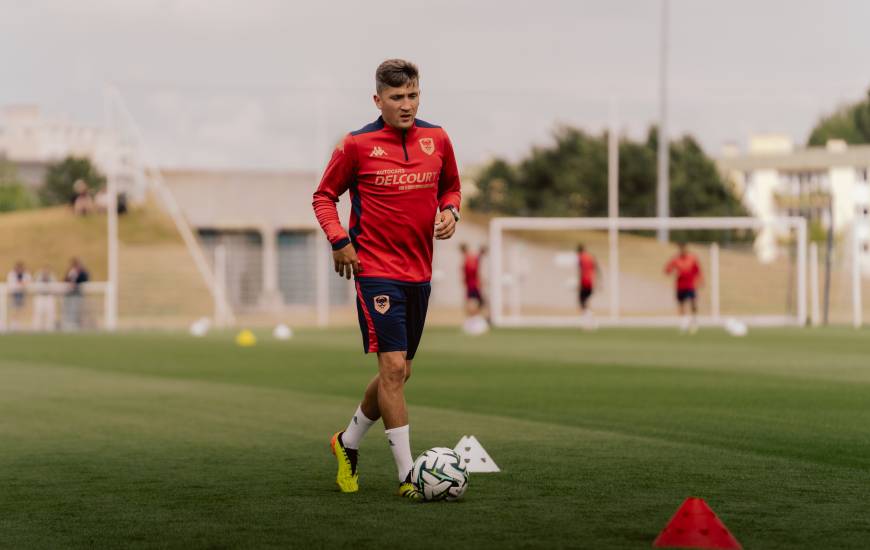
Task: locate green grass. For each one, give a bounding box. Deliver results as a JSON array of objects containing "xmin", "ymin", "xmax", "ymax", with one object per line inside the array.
[{"xmin": 1, "ymin": 327, "xmax": 869, "ymax": 549}]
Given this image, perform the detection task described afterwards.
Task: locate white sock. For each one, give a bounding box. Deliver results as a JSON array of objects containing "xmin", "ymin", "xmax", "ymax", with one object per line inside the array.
[
  {"xmin": 385, "ymin": 425, "xmax": 413, "ymax": 482},
  {"xmin": 342, "ymin": 405, "xmax": 376, "ymax": 450}
]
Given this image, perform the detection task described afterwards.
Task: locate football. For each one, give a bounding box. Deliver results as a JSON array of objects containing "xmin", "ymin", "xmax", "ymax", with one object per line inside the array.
[{"xmin": 411, "ymin": 447, "xmax": 469, "ymax": 501}]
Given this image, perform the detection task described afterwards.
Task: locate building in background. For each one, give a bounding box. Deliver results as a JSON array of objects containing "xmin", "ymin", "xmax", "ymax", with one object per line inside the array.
[
  {"xmin": 718, "ymin": 135, "xmax": 870, "ymax": 275},
  {"xmin": 161, "ymin": 168, "xmax": 486, "ymax": 317},
  {"xmin": 0, "ymin": 105, "xmax": 147, "ymax": 202}
]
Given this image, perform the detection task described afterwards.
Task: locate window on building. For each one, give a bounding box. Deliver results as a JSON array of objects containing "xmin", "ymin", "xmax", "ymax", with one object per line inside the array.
[
  {"xmin": 198, "ymin": 229, "xmax": 263, "ymax": 309},
  {"xmin": 277, "ymin": 230, "xmax": 350, "ymax": 306}
]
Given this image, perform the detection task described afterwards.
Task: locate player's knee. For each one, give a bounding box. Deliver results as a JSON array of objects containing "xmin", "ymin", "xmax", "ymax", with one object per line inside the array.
[{"xmin": 379, "ymin": 355, "xmax": 406, "ymax": 388}]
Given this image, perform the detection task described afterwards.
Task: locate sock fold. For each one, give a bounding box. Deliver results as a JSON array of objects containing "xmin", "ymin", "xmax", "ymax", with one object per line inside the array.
[{"xmin": 342, "ymin": 405, "xmax": 376, "ymax": 450}]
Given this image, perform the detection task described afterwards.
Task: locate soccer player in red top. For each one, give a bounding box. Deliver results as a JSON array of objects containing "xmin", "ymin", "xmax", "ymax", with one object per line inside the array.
[
  {"xmin": 460, "ymin": 243, "xmax": 485, "ymax": 315},
  {"xmin": 577, "ymin": 244, "xmax": 600, "ymax": 329},
  {"xmin": 312, "ymin": 59, "xmax": 461, "ymax": 500},
  {"xmin": 664, "ymin": 242, "xmax": 703, "ymax": 333}
]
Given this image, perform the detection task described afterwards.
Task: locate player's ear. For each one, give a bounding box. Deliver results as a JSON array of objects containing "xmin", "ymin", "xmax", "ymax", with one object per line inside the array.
[{"xmin": 373, "ymin": 94, "xmax": 382, "ymax": 110}]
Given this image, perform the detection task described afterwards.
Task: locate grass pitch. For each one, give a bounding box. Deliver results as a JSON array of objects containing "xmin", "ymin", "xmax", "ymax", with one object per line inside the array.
[{"xmin": 1, "ymin": 327, "xmax": 869, "ymax": 549}]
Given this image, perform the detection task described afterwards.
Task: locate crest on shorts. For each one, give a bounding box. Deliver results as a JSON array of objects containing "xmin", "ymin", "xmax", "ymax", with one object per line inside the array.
[
  {"xmin": 419, "ymin": 137, "xmax": 435, "ymax": 156},
  {"xmin": 373, "ymin": 295, "xmax": 390, "ymax": 314}
]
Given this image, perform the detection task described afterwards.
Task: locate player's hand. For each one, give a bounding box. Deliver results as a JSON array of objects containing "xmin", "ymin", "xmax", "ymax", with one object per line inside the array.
[
  {"xmin": 434, "ymin": 210, "xmax": 456, "ymax": 240},
  {"xmin": 333, "ymin": 243, "xmax": 361, "ymax": 280}
]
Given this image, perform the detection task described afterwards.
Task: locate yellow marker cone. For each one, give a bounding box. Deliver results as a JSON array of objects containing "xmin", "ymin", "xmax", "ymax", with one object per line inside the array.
[{"xmin": 235, "ymin": 329, "xmax": 257, "ymax": 347}]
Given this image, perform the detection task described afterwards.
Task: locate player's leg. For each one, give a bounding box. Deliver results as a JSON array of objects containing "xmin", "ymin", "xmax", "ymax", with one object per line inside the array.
[
  {"xmin": 688, "ymin": 291, "xmax": 699, "ymax": 333},
  {"xmin": 677, "ymin": 291, "xmax": 690, "ymax": 331},
  {"xmin": 391, "ymin": 283, "xmax": 430, "ymax": 499},
  {"xmin": 330, "ymin": 280, "xmax": 397, "ymax": 493},
  {"xmin": 379, "ymin": 349, "xmax": 419, "ymax": 500}
]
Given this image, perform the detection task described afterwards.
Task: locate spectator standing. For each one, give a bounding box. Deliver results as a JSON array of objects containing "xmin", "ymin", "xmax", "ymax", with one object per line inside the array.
[
  {"xmin": 6, "ymin": 261, "xmax": 31, "ymax": 330},
  {"xmin": 32, "ymin": 266, "xmax": 57, "ymax": 331},
  {"xmin": 63, "ymin": 258, "xmax": 90, "ymax": 330}
]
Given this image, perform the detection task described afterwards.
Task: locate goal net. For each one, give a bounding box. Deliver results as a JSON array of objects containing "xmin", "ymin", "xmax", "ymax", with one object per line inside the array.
[{"xmin": 488, "ymin": 216, "xmax": 807, "ymax": 328}]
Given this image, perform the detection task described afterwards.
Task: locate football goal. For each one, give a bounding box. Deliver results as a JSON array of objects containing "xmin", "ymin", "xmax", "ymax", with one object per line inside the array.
[{"xmin": 488, "ymin": 216, "xmax": 807, "ymax": 328}]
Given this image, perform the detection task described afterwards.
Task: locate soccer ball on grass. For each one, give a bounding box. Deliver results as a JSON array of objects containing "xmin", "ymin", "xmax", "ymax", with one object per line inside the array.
[{"xmin": 411, "ymin": 447, "xmax": 469, "ymax": 501}]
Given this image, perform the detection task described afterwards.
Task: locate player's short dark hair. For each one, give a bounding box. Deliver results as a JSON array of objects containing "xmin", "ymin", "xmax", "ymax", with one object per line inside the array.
[
  {"xmin": 577, "ymin": 243, "xmax": 585, "ymax": 252},
  {"xmin": 376, "ymin": 59, "xmax": 419, "ymax": 94}
]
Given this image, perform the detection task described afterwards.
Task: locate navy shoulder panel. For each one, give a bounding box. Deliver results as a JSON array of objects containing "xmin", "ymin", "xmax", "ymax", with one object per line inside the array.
[
  {"xmin": 351, "ymin": 117, "xmax": 385, "ymax": 136},
  {"xmin": 414, "ymin": 118, "xmax": 441, "ymax": 129}
]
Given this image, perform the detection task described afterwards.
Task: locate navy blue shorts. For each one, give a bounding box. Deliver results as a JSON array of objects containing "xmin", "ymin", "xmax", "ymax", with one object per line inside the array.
[
  {"xmin": 579, "ymin": 286, "xmax": 593, "ymax": 306},
  {"xmin": 466, "ymin": 288, "xmax": 484, "ymax": 305},
  {"xmin": 677, "ymin": 289, "xmax": 697, "ymax": 302},
  {"xmin": 355, "ymin": 278, "xmax": 431, "ymax": 360}
]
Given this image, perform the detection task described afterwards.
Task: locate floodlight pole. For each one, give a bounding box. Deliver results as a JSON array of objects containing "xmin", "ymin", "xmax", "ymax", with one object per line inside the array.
[
  {"xmin": 103, "ymin": 85, "xmax": 119, "ymax": 331},
  {"xmin": 656, "ymin": 0, "xmax": 670, "ymax": 243},
  {"xmin": 314, "ymin": 95, "xmax": 330, "ymax": 327},
  {"xmin": 853, "ymin": 222, "xmax": 863, "ymax": 328},
  {"xmin": 608, "ymin": 101, "xmax": 620, "ymax": 320}
]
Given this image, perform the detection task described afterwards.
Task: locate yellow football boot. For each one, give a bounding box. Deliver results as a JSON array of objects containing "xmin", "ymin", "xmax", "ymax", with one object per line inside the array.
[{"xmin": 330, "ymin": 431, "xmax": 359, "ymax": 493}]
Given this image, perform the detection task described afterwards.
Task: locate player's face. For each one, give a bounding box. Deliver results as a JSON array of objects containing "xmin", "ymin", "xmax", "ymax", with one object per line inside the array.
[{"xmin": 374, "ymin": 81, "xmax": 420, "ymax": 130}]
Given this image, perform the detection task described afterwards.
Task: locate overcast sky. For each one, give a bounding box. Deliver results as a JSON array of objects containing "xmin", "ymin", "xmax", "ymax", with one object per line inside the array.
[{"xmin": 1, "ymin": 0, "xmax": 868, "ymax": 171}]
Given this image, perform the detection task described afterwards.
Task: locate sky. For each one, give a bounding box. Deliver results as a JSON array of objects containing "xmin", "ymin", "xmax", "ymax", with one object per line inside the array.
[{"xmin": 1, "ymin": 0, "xmax": 869, "ymax": 172}]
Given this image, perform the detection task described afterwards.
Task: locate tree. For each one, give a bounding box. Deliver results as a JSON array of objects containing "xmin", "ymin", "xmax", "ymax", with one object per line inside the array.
[
  {"xmin": 469, "ymin": 125, "xmax": 748, "ymax": 236},
  {"xmin": 807, "ymin": 87, "xmax": 870, "ymax": 146},
  {"xmin": 39, "ymin": 156, "xmax": 106, "ymax": 206},
  {"xmin": 0, "ymin": 160, "xmax": 38, "ymax": 212}
]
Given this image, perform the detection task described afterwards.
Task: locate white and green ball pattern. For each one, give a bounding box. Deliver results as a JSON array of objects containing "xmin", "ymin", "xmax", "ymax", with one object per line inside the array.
[{"xmin": 411, "ymin": 447, "xmax": 469, "ymax": 501}]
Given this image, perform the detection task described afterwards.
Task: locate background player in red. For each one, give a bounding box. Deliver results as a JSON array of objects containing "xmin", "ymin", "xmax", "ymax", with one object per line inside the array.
[
  {"xmin": 576, "ymin": 244, "xmax": 600, "ymax": 328},
  {"xmin": 460, "ymin": 243, "xmax": 485, "ymax": 316},
  {"xmin": 312, "ymin": 59, "xmax": 461, "ymax": 500},
  {"xmin": 664, "ymin": 242, "xmax": 703, "ymax": 333}
]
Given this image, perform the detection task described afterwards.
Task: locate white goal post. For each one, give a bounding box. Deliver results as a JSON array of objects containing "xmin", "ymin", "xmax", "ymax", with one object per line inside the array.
[{"xmin": 489, "ymin": 216, "xmax": 808, "ymax": 328}]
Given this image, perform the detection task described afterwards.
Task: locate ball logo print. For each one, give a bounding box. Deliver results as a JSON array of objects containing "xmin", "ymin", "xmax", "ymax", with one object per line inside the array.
[
  {"xmin": 411, "ymin": 447, "xmax": 469, "ymax": 501},
  {"xmin": 419, "ymin": 137, "xmax": 435, "ymax": 155},
  {"xmin": 373, "ymin": 295, "xmax": 390, "ymax": 314}
]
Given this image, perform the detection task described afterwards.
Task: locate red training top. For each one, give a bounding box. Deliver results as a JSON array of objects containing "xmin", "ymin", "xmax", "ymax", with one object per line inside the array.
[
  {"xmin": 463, "ymin": 253, "xmax": 480, "ymax": 291},
  {"xmin": 578, "ymin": 251, "xmax": 596, "ymax": 288},
  {"xmin": 312, "ymin": 117, "xmax": 462, "ymax": 283},
  {"xmin": 665, "ymin": 254, "xmax": 702, "ymax": 291}
]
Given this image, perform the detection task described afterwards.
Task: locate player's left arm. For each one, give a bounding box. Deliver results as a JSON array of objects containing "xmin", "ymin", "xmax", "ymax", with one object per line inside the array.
[
  {"xmin": 435, "ymin": 131, "xmax": 462, "ymax": 240},
  {"xmin": 695, "ymin": 259, "xmax": 704, "ymax": 288}
]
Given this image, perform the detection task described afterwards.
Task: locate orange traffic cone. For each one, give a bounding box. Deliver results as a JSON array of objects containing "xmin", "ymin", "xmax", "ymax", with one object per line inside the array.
[{"xmin": 652, "ymin": 497, "xmax": 742, "ymax": 549}]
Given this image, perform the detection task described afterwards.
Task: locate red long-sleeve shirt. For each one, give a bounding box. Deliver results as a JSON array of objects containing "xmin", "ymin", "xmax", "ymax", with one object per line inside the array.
[
  {"xmin": 463, "ymin": 253, "xmax": 480, "ymax": 291},
  {"xmin": 578, "ymin": 252, "xmax": 596, "ymax": 288},
  {"xmin": 665, "ymin": 254, "xmax": 702, "ymax": 291},
  {"xmin": 312, "ymin": 117, "xmax": 462, "ymax": 283}
]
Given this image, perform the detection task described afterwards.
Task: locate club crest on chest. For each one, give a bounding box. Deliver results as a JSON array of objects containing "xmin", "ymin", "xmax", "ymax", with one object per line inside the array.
[{"xmin": 419, "ymin": 137, "xmax": 435, "ymax": 156}]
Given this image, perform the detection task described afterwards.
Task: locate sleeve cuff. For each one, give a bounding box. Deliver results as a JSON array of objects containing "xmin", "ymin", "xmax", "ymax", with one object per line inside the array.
[{"xmin": 331, "ymin": 237, "xmax": 351, "ymax": 250}]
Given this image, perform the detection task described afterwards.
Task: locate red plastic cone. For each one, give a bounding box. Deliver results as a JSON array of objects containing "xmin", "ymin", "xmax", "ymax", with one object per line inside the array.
[{"xmin": 652, "ymin": 497, "xmax": 742, "ymax": 549}]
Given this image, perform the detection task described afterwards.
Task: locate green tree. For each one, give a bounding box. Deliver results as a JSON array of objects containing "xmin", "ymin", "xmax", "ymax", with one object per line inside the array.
[
  {"xmin": 807, "ymin": 87, "xmax": 870, "ymax": 146},
  {"xmin": 0, "ymin": 160, "xmax": 38, "ymax": 212},
  {"xmin": 39, "ymin": 156, "xmax": 106, "ymax": 206},
  {"xmin": 470, "ymin": 125, "xmax": 748, "ymax": 238}
]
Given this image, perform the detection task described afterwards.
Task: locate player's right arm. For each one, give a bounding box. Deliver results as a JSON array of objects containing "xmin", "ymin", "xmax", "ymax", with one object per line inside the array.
[{"xmin": 312, "ymin": 135, "xmax": 361, "ymax": 279}]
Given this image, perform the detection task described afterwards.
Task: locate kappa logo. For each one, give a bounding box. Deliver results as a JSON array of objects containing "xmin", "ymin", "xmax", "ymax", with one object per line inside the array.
[
  {"xmin": 370, "ymin": 146, "xmax": 387, "ymax": 157},
  {"xmin": 419, "ymin": 137, "xmax": 435, "ymax": 156},
  {"xmin": 373, "ymin": 295, "xmax": 390, "ymax": 314}
]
